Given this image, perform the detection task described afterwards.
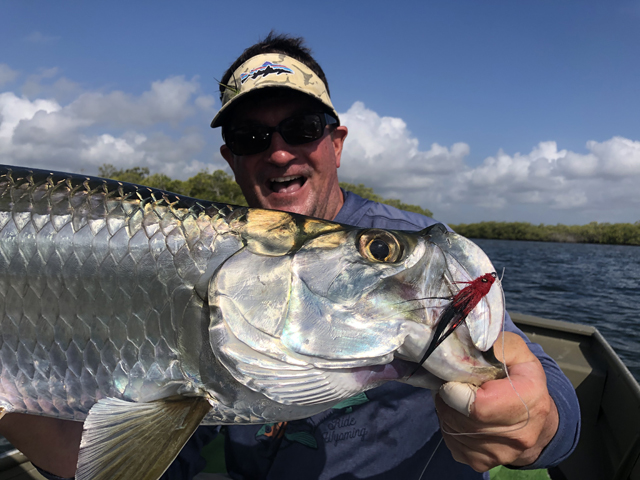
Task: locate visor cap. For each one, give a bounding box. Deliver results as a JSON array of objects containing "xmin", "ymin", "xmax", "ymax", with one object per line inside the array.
[{"xmin": 211, "ymin": 53, "xmax": 339, "ymax": 128}]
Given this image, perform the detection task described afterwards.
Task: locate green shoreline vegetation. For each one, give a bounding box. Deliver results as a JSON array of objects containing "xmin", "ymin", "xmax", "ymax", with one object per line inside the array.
[
  {"xmin": 100, "ymin": 165, "xmax": 640, "ymax": 246},
  {"xmin": 449, "ymin": 221, "xmax": 640, "ymax": 246}
]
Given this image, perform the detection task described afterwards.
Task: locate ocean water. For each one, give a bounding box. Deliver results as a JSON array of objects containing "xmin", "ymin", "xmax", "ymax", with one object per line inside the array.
[{"xmin": 473, "ymin": 238, "xmax": 640, "ymax": 382}]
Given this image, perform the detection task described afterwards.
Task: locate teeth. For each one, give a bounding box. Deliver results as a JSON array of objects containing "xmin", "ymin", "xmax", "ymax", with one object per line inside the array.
[{"xmin": 272, "ymin": 175, "xmax": 301, "ymax": 183}]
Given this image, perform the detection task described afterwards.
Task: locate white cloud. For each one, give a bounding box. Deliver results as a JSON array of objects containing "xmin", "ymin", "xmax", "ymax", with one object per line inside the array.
[
  {"xmin": 0, "ymin": 64, "xmax": 19, "ymax": 88},
  {"xmin": 13, "ymin": 108, "xmax": 92, "ymax": 147},
  {"xmin": 68, "ymin": 76, "xmax": 200, "ymax": 127},
  {"xmin": 0, "ymin": 68, "xmax": 225, "ymax": 177},
  {"xmin": 339, "ymin": 102, "xmax": 640, "ymax": 223},
  {"xmin": 0, "ymin": 92, "xmax": 61, "ymax": 140},
  {"xmin": 339, "ymin": 101, "xmax": 469, "ymax": 194},
  {"xmin": 588, "ymin": 136, "xmax": 640, "ymax": 177}
]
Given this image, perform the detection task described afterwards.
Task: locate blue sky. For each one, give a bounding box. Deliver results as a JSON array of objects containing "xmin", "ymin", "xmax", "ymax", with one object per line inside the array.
[{"xmin": 1, "ymin": 1, "xmax": 639, "ymax": 224}]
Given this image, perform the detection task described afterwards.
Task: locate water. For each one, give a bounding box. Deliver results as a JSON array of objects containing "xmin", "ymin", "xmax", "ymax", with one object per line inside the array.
[{"xmin": 473, "ymin": 238, "xmax": 640, "ymax": 382}]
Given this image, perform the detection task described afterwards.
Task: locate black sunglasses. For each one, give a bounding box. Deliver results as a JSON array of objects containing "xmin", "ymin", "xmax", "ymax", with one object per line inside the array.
[{"xmin": 223, "ymin": 112, "xmax": 338, "ymax": 156}]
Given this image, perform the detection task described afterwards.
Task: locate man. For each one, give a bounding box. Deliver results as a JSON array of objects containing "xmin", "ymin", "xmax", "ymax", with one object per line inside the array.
[
  {"xmin": 0, "ymin": 33, "xmax": 580, "ymax": 480},
  {"xmin": 178, "ymin": 32, "xmax": 578, "ymax": 479}
]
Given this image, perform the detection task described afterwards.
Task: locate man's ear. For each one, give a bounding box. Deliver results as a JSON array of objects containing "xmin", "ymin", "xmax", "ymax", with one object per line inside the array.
[
  {"xmin": 331, "ymin": 126, "xmax": 348, "ymax": 169},
  {"xmin": 220, "ymin": 144, "xmax": 236, "ymax": 175}
]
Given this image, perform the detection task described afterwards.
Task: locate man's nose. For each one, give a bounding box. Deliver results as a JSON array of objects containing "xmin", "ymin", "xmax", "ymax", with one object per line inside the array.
[{"xmin": 266, "ymin": 132, "xmax": 295, "ymax": 166}]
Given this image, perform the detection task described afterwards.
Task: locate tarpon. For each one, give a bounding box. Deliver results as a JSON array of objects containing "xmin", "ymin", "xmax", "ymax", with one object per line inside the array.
[{"xmin": 0, "ymin": 165, "xmax": 505, "ymax": 480}]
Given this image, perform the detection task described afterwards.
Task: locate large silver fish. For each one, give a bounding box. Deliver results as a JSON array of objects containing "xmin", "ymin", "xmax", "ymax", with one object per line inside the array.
[{"xmin": 0, "ymin": 165, "xmax": 505, "ymax": 480}]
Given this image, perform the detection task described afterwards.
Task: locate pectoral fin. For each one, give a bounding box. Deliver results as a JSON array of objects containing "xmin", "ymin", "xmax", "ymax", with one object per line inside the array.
[
  {"xmin": 76, "ymin": 396, "xmax": 211, "ymax": 480},
  {"xmin": 220, "ymin": 339, "xmax": 363, "ymax": 406}
]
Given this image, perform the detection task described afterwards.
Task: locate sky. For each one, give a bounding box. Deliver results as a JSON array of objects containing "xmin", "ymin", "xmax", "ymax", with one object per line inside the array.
[{"xmin": 1, "ymin": 1, "xmax": 639, "ymax": 225}]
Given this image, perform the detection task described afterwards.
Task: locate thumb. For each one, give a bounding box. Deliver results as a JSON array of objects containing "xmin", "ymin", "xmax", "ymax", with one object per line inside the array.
[{"xmin": 438, "ymin": 382, "xmax": 479, "ymax": 417}]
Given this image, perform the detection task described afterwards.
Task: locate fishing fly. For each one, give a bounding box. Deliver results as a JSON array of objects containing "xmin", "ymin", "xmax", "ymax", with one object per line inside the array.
[{"xmin": 416, "ymin": 272, "xmax": 498, "ymax": 369}]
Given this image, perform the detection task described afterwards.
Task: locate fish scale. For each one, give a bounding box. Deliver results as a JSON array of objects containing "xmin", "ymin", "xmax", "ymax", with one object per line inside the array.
[{"xmin": 0, "ymin": 167, "xmax": 241, "ymax": 420}]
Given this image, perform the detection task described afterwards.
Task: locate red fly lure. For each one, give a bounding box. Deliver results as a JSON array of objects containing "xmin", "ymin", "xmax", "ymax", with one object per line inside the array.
[{"xmin": 417, "ymin": 272, "xmax": 498, "ymax": 368}]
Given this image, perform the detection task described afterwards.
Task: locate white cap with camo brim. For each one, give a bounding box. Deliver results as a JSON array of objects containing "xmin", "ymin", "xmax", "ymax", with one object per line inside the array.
[{"xmin": 210, "ymin": 53, "xmax": 340, "ymax": 128}]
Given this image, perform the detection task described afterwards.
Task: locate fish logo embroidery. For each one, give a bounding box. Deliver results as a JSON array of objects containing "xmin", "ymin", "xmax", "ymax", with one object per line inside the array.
[
  {"xmin": 240, "ymin": 62, "xmax": 294, "ymax": 83},
  {"xmin": 256, "ymin": 421, "xmax": 318, "ymax": 449},
  {"xmin": 257, "ymin": 421, "xmax": 288, "ymax": 440}
]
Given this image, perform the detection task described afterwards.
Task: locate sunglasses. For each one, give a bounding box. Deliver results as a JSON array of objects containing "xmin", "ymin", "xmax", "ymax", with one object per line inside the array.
[{"xmin": 223, "ymin": 112, "xmax": 338, "ymax": 156}]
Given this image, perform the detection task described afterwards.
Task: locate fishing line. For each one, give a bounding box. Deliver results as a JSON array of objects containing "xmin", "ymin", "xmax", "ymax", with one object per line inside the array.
[
  {"xmin": 417, "ymin": 436, "xmax": 443, "ymax": 480},
  {"xmin": 394, "ymin": 296, "xmax": 451, "ymax": 306},
  {"xmin": 438, "ymin": 271, "xmax": 531, "ymax": 437}
]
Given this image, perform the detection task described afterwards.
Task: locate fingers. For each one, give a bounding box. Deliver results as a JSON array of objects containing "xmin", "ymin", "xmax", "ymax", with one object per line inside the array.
[
  {"xmin": 433, "ymin": 332, "xmax": 560, "ymax": 470},
  {"xmin": 435, "ymin": 393, "xmax": 547, "ymax": 471},
  {"xmin": 435, "ymin": 390, "xmax": 525, "ymax": 436},
  {"xmin": 440, "ymin": 429, "xmax": 528, "ymax": 472}
]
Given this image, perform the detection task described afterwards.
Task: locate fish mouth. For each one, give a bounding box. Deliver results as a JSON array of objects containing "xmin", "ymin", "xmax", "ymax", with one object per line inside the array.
[
  {"xmin": 389, "ymin": 294, "xmax": 507, "ymax": 386},
  {"xmin": 391, "ymin": 341, "xmax": 505, "ymax": 388},
  {"xmin": 268, "ymin": 175, "xmax": 307, "ymax": 194}
]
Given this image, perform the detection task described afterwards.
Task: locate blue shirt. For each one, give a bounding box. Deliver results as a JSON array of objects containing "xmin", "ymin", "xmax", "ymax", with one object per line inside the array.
[{"xmin": 162, "ymin": 190, "xmax": 580, "ymax": 480}]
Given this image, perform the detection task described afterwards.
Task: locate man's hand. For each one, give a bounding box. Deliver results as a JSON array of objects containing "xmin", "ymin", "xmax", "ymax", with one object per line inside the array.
[{"xmin": 434, "ymin": 332, "xmax": 559, "ymax": 472}]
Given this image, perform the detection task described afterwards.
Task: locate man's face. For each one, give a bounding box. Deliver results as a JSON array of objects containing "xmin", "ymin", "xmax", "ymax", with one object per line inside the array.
[{"xmin": 220, "ymin": 93, "xmax": 348, "ymax": 221}]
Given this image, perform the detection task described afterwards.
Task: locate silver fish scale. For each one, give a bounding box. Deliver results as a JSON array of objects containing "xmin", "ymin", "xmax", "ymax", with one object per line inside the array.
[{"xmin": 0, "ymin": 168, "xmax": 242, "ymax": 421}]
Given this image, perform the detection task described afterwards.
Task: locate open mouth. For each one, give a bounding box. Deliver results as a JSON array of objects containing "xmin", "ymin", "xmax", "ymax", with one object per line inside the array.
[{"xmin": 269, "ymin": 175, "xmax": 307, "ymax": 194}]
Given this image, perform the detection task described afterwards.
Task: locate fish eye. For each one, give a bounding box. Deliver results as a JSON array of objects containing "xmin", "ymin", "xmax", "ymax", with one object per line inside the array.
[
  {"xmin": 370, "ymin": 239, "xmax": 389, "ymax": 260},
  {"xmin": 357, "ymin": 230, "xmax": 404, "ymax": 263}
]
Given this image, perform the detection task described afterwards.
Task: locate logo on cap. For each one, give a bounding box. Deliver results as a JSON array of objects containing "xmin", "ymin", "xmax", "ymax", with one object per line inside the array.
[{"xmin": 240, "ymin": 62, "xmax": 294, "ymax": 84}]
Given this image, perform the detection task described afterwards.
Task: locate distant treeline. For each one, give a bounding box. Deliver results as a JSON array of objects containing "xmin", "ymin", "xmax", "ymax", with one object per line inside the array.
[
  {"xmin": 98, "ymin": 165, "xmax": 434, "ymax": 217},
  {"xmin": 99, "ymin": 164, "xmax": 248, "ymax": 206},
  {"xmin": 448, "ymin": 221, "xmax": 640, "ymax": 246},
  {"xmin": 100, "ymin": 165, "xmax": 638, "ymax": 246}
]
